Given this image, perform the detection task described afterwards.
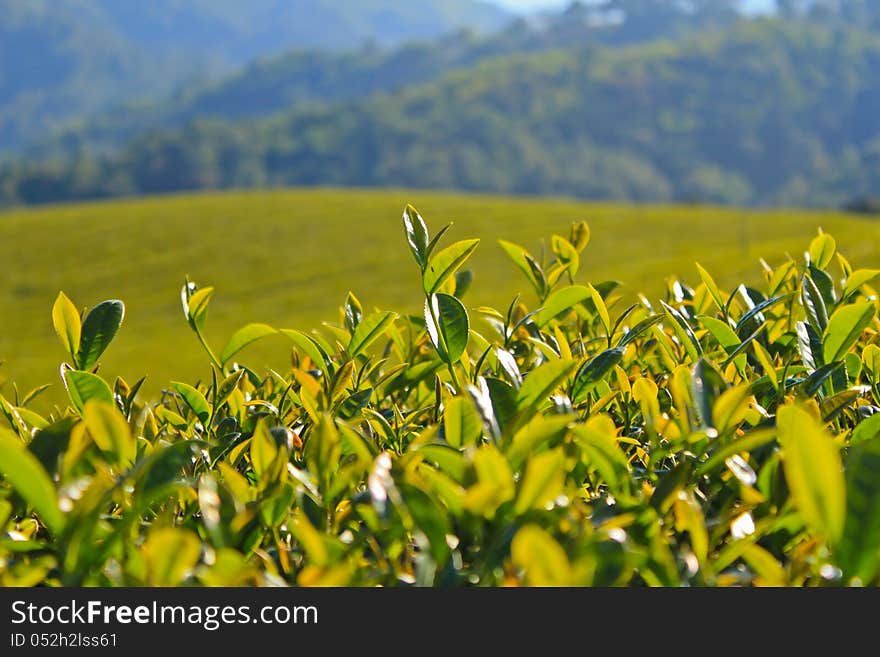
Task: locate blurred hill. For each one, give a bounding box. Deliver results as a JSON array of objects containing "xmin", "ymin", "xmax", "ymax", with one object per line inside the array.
[
  {"xmin": 3, "ymin": 0, "xmax": 880, "ymax": 208},
  {"xmin": 0, "ymin": 0, "xmax": 510, "ymax": 151}
]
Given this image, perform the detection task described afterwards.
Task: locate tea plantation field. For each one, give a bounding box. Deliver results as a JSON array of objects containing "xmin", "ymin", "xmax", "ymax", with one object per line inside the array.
[{"xmin": 0, "ymin": 188, "xmax": 877, "ymax": 409}]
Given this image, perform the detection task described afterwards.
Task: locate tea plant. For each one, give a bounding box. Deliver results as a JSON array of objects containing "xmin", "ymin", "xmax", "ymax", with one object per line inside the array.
[{"xmin": 1, "ymin": 205, "xmax": 880, "ymax": 587}]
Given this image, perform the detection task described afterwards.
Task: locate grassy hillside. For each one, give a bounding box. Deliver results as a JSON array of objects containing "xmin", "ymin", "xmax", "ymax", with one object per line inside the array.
[{"xmin": 1, "ymin": 188, "xmax": 877, "ymax": 408}]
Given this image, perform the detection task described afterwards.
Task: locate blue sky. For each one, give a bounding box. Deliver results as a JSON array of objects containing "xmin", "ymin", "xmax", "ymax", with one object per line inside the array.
[
  {"xmin": 492, "ymin": 0, "xmax": 775, "ymax": 14},
  {"xmin": 492, "ymin": 0, "xmax": 569, "ymax": 11}
]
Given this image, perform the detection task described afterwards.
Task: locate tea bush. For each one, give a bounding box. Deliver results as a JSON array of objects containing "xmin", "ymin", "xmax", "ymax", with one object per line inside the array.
[{"xmin": 1, "ymin": 205, "xmax": 880, "ymax": 586}]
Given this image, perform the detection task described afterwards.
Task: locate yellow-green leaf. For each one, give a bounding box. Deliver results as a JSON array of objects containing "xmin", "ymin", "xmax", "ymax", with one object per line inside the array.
[
  {"xmin": 348, "ymin": 311, "xmax": 397, "ymax": 357},
  {"xmin": 443, "ymin": 396, "xmax": 482, "ymax": 448},
  {"xmin": 463, "ymin": 444, "xmax": 514, "ymax": 517},
  {"xmin": 535, "ymin": 285, "xmax": 591, "ymax": 328},
  {"xmin": 843, "ymin": 269, "xmax": 880, "ymax": 299},
  {"xmin": 514, "ymin": 448, "xmax": 565, "ymax": 514},
  {"xmin": 423, "ymin": 239, "xmax": 480, "ymax": 295},
  {"xmin": 220, "ymin": 323, "xmax": 276, "ymax": 365},
  {"xmin": 809, "ymin": 233, "xmax": 836, "ymax": 270},
  {"xmin": 250, "ymin": 421, "xmax": 278, "ymax": 479},
  {"xmin": 0, "ymin": 427, "xmax": 64, "ymax": 535},
  {"xmin": 777, "ymin": 404, "xmax": 846, "ymax": 544},
  {"xmin": 52, "ymin": 292, "xmax": 81, "ymax": 361},
  {"xmin": 511, "ymin": 524, "xmax": 571, "ymax": 586},
  {"xmin": 84, "ymin": 400, "xmax": 136, "ymax": 465},
  {"xmin": 516, "ymin": 359, "xmax": 577, "ymax": 412},
  {"xmin": 695, "ymin": 263, "xmax": 725, "ymax": 314},
  {"xmin": 63, "ymin": 369, "xmax": 114, "ymax": 415},
  {"xmin": 586, "ymin": 283, "xmax": 611, "ymax": 334},
  {"xmin": 863, "ymin": 344, "xmax": 880, "ymax": 383},
  {"xmin": 172, "ymin": 381, "xmax": 211, "ymax": 424},
  {"xmin": 823, "ymin": 302, "xmax": 875, "ymax": 363},
  {"xmin": 142, "ymin": 528, "xmax": 201, "ymax": 586}
]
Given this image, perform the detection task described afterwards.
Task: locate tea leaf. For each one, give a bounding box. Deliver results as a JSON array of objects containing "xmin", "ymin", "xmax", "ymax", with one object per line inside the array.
[
  {"xmin": 425, "ymin": 293, "xmax": 469, "ymax": 364},
  {"xmin": 0, "ymin": 427, "xmax": 64, "ymax": 535},
  {"xmin": 75, "ymin": 299, "xmax": 125, "ymax": 371},
  {"xmin": 52, "ymin": 292, "xmax": 81, "ymax": 361},
  {"xmin": 777, "ymin": 404, "xmax": 845, "ymax": 544},
  {"xmin": 423, "ymin": 239, "xmax": 480, "ymax": 295},
  {"xmin": 823, "ymin": 302, "xmax": 875, "ymax": 364},
  {"xmin": 220, "ymin": 323, "xmax": 276, "ymax": 366},
  {"xmin": 63, "ymin": 369, "xmax": 114, "ymax": 415},
  {"xmin": 348, "ymin": 311, "xmax": 397, "ymax": 357},
  {"xmin": 535, "ymin": 285, "xmax": 590, "ymax": 328}
]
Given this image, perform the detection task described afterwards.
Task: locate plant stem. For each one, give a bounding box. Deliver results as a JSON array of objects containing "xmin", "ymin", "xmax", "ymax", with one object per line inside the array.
[{"xmin": 195, "ymin": 326, "xmax": 223, "ymax": 370}]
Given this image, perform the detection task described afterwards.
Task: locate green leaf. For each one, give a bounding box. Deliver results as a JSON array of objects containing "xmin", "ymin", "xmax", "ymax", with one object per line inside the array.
[
  {"xmin": 0, "ymin": 427, "xmax": 64, "ymax": 536},
  {"xmin": 348, "ymin": 311, "xmax": 397, "ymax": 357},
  {"xmin": 463, "ymin": 444, "xmax": 514, "ymax": 517},
  {"xmin": 777, "ymin": 404, "xmax": 846, "ymax": 544},
  {"xmin": 699, "ymin": 315, "xmax": 746, "ymax": 370},
  {"xmin": 399, "ymin": 484, "xmax": 451, "ymax": 566},
  {"xmin": 617, "ymin": 314, "xmax": 664, "ymax": 348},
  {"xmin": 734, "ymin": 292, "xmax": 791, "ymax": 336},
  {"xmin": 823, "ymin": 302, "xmax": 875, "ymax": 363},
  {"xmin": 838, "ymin": 436, "xmax": 880, "ymax": 583},
  {"xmin": 220, "ymin": 323, "xmax": 276, "ymax": 366},
  {"xmin": 344, "ymin": 292, "xmax": 363, "ymax": 333},
  {"xmin": 425, "ymin": 294, "xmax": 469, "ymax": 365},
  {"xmin": 216, "ymin": 369, "xmax": 245, "ymax": 408},
  {"xmin": 423, "ymin": 239, "xmax": 480, "ymax": 295},
  {"xmin": 416, "ymin": 444, "xmax": 469, "ymax": 482},
  {"xmin": 801, "ymin": 362, "xmax": 843, "ymax": 398},
  {"xmin": 52, "ymin": 292, "xmax": 81, "ymax": 361},
  {"xmin": 551, "ymin": 235, "xmax": 579, "ymax": 277},
  {"xmin": 820, "ymin": 389, "xmax": 860, "ymax": 423},
  {"xmin": 695, "ymin": 263, "xmax": 725, "ymax": 313},
  {"xmin": 586, "ymin": 283, "xmax": 611, "ymax": 334},
  {"xmin": 809, "ymin": 233, "xmax": 836, "ymax": 270},
  {"xmin": 796, "ymin": 320, "xmax": 823, "ymax": 373},
  {"xmin": 184, "ymin": 286, "xmax": 213, "ymax": 331},
  {"xmin": 660, "ymin": 301, "xmax": 702, "ymax": 362},
  {"xmin": 514, "ymin": 448, "xmax": 565, "ymax": 514},
  {"xmin": 862, "ymin": 344, "xmax": 880, "ymax": 383},
  {"xmin": 84, "ymin": 400, "xmax": 135, "ymax": 465},
  {"xmin": 691, "ymin": 359, "xmax": 726, "ymax": 430},
  {"xmin": 280, "ymin": 329, "xmax": 329, "ymax": 369},
  {"xmin": 571, "ymin": 347, "xmax": 624, "ymax": 404},
  {"xmin": 142, "ymin": 528, "xmax": 201, "ymax": 586},
  {"xmin": 172, "ymin": 381, "xmax": 212, "ymax": 424},
  {"xmin": 843, "ymin": 269, "xmax": 880, "ymax": 299},
  {"xmin": 852, "ymin": 414, "xmax": 880, "ymax": 447},
  {"xmin": 535, "ymin": 286, "xmax": 591, "ymax": 328},
  {"xmin": 250, "ymin": 421, "xmax": 279, "ymax": 480},
  {"xmin": 443, "ymin": 396, "xmax": 482, "ymax": 448},
  {"xmin": 63, "ymin": 369, "xmax": 114, "ymax": 415},
  {"xmin": 498, "ymin": 239, "xmax": 539, "ymax": 291},
  {"xmin": 525, "ymin": 255, "xmax": 548, "ymax": 298},
  {"xmin": 569, "ymin": 221, "xmax": 590, "ymax": 252},
  {"xmin": 516, "ymin": 359, "xmax": 578, "ymax": 412},
  {"xmin": 402, "ymin": 204, "xmax": 430, "ymax": 270},
  {"xmin": 809, "ymin": 265, "xmax": 836, "ymax": 308},
  {"xmin": 424, "ymin": 224, "xmax": 452, "ymax": 262},
  {"xmin": 507, "ymin": 415, "xmax": 573, "ymax": 469},
  {"xmin": 511, "ymin": 525, "xmax": 571, "ymax": 586},
  {"xmin": 802, "ymin": 275, "xmax": 828, "ymax": 336},
  {"xmin": 75, "ymin": 299, "xmax": 124, "ymax": 371},
  {"xmin": 572, "ymin": 415, "xmax": 629, "ymax": 494}
]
